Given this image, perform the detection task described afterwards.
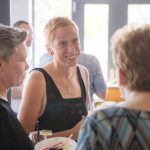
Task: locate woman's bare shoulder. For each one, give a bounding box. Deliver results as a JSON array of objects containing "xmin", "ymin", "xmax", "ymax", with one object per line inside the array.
[
  {"xmin": 77, "ymin": 64, "xmax": 89, "ymax": 76},
  {"xmin": 25, "ymin": 69, "xmax": 46, "ymax": 87},
  {"xmin": 29, "ymin": 69, "xmax": 46, "ymax": 79}
]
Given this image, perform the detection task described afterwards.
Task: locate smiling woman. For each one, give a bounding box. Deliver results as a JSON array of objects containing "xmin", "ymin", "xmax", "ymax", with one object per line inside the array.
[{"xmin": 18, "ymin": 17, "xmax": 91, "ymax": 142}]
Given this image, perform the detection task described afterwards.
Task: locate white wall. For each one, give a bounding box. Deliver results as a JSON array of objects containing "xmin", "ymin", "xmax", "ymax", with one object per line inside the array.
[
  {"xmin": 10, "ymin": 0, "xmax": 33, "ymax": 112},
  {"xmin": 10, "ymin": 0, "xmax": 31, "ymax": 25}
]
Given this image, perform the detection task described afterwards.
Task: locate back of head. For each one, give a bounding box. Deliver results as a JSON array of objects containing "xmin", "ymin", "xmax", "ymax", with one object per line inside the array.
[
  {"xmin": 13, "ymin": 20, "xmax": 33, "ymax": 47},
  {"xmin": 44, "ymin": 16, "xmax": 79, "ymax": 43},
  {"xmin": 0, "ymin": 24, "xmax": 27, "ymax": 62},
  {"xmin": 13, "ymin": 20, "xmax": 29, "ymax": 28},
  {"xmin": 111, "ymin": 24, "xmax": 150, "ymax": 91}
]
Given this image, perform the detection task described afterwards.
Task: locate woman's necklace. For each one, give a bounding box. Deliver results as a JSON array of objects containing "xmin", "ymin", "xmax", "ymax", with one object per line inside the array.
[
  {"xmin": 60, "ymin": 68, "xmax": 76, "ymax": 95},
  {"xmin": 64, "ymin": 74, "xmax": 74, "ymax": 95},
  {"xmin": 66, "ymin": 87, "xmax": 72, "ymax": 95}
]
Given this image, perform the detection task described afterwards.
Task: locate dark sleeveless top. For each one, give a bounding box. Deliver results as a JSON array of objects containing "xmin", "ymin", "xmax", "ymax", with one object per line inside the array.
[{"xmin": 32, "ymin": 67, "xmax": 87, "ymax": 133}]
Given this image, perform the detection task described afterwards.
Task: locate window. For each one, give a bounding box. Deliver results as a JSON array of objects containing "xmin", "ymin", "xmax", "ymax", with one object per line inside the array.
[
  {"xmin": 128, "ymin": 4, "xmax": 150, "ymax": 25},
  {"xmin": 84, "ymin": 4, "xmax": 108, "ymax": 80}
]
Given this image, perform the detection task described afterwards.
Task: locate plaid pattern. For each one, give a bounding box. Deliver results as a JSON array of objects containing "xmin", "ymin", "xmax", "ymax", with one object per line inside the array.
[{"xmin": 77, "ymin": 106, "xmax": 150, "ymax": 150}]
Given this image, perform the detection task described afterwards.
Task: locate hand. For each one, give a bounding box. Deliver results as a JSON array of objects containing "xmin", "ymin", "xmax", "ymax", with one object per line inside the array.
[
  {"xmin": 29, "ymin": 131, "xmax": 44, "ymax": 143},
  {"xmin": 71, "ymin": 116, "xmax": 85, "ymax": 139}
]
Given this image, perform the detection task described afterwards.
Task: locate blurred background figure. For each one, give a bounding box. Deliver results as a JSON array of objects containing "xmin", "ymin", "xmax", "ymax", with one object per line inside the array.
[
  {"xmin": 78, "ymin": 52, "xmax": 107, "ymax": 101},
  {"xmin": 11, "ymin": 20, "xmax": 34, "ymax": 101},
  {"xmin": 39, "ymin": 51, "xmax": 107, "ymax": 104},
  {"xmin": 0, "ymin": 24, "xmax": 33, "ymax": 150},
  {"xmin": 13, "ymin": 20, "xmax": 33, "ymax": 47},
  {"xmin": 39, "ymin": 52, "xmax": 53, "ymax": 67},
  {"xmin": 77, "ymin": 24, "xmax": 150, "ymax": 149}
]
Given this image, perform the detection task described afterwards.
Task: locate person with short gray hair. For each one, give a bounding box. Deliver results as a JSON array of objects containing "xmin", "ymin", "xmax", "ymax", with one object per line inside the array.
[
  {"xmin": 13, "ymin": 20, "xmax": 33, "ymax": 47},
  {"xmin": 0, "ymin": 24, "xmax": 26, "ymax": 61},
  {"xmin": 0, "ymin": 24, "xmax": 33, "ymax": 150}
]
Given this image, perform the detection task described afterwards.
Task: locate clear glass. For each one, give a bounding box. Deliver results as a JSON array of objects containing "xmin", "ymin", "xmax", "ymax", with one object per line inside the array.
[{"xmin": 84, "ymin": 4, "xmax": 109, "ymax": 80}]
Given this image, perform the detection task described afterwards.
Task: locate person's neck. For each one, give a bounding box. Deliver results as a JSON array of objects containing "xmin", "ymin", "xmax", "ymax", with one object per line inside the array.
[
  {"xmin": 118, "ymin": 90, "xmax": 150, "ymax": 111},
  {"xmin": 53, "ymin": 62, "xmax": 77, "ymax": 79},
  {"xmin": 0, "ymin": 92, "xmax": 7, "ymax": 101},
  {"xmin": 0, "ymin": 84, "xmax": 8, "ymax": 101}
]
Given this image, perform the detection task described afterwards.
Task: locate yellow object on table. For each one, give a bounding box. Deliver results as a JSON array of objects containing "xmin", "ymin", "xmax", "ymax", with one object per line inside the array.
[{"xmin": 40, "ymin": 130, "xmax": 52, "ymax": 139}]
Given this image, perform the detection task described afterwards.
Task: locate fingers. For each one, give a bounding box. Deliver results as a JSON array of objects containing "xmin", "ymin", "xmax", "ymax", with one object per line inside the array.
[{"xmin": 29, "ymin": 131, "xmax": 43, "ymax": 143}]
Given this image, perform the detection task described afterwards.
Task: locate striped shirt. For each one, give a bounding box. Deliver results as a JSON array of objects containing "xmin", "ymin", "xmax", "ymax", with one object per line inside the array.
[{"xmin": 77, "ymin": 106, "xmax": 150, "ymax": 150}]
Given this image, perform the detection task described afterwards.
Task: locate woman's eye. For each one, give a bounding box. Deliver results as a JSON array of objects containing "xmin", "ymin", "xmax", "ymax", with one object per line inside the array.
[
  {"xmin": 59, "ymin": 41, "xmax": 66, "ymax": 47},
  {"xmin": 73, "ymin": 38, "xmax": 79, "ymax": 44}
]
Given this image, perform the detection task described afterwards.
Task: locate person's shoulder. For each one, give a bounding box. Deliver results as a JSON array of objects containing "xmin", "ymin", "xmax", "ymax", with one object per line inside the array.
[
  {"xmin": 0, "ymin": 100, "xmax": 9, "ymax": 111},
  {"xmin": 39, "ymin": 53, "xmax": 54, "ymax": 67},
  {"xmin": 89, "ymin": 106, "xmax": 119, "ymax": 121},
  {"xmin": 84, "ymin": 108, "xmax": 113, "ymax": 131},
  {"xmin": 80, "ymin": 53, "xmax": 100, "ymax": 64},
  {"xmin": 0, "ymin": 102, "xmax": 7, "ymax": 114},
  {"xmin": 80, "ymin": 52, "xmax": 97, "ymax": 59},
  {"xmin": 77, "ymin": 64, "xmax": 89, "ymax": 74},
  {"xmin": 0, "ymin": 100, "xmax": 12, "ymax": 121},
  {"xmin": 40, "ymin": 53, "xmax": 53, "ymax": 61},
  {"xmin": 27, "ymin": 68, "xmax": 47, "ymax": 83},
  {"xmin": 78, "ymin": 63, "xmax": 88, "ymax": 69},
  {"xmin": 40, "ymin": 53, "xmax": 49, "ymax": 58}
]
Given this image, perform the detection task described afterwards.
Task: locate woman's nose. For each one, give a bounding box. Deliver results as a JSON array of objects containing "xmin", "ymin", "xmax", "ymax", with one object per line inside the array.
[{"xmin": 67, "ymin": 43, "xmax": 76, "ymax": 53}]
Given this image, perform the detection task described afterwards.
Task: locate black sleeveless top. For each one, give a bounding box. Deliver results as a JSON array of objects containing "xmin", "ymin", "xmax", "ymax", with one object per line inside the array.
[{"xmin": 32, "ymin": 67, "xmax": 87, "ymax": 133}]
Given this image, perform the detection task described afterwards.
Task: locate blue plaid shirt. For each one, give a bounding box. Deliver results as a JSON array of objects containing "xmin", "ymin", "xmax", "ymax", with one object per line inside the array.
[{"xmin": 77, "ymin": 106, "xmax": 150, "ymax": 150}]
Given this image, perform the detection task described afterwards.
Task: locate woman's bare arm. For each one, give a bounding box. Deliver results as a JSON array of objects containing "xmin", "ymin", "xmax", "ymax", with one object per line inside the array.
[{"xmin": 18, "ymin": 71, "xmax": 46, "ymax": 134}]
